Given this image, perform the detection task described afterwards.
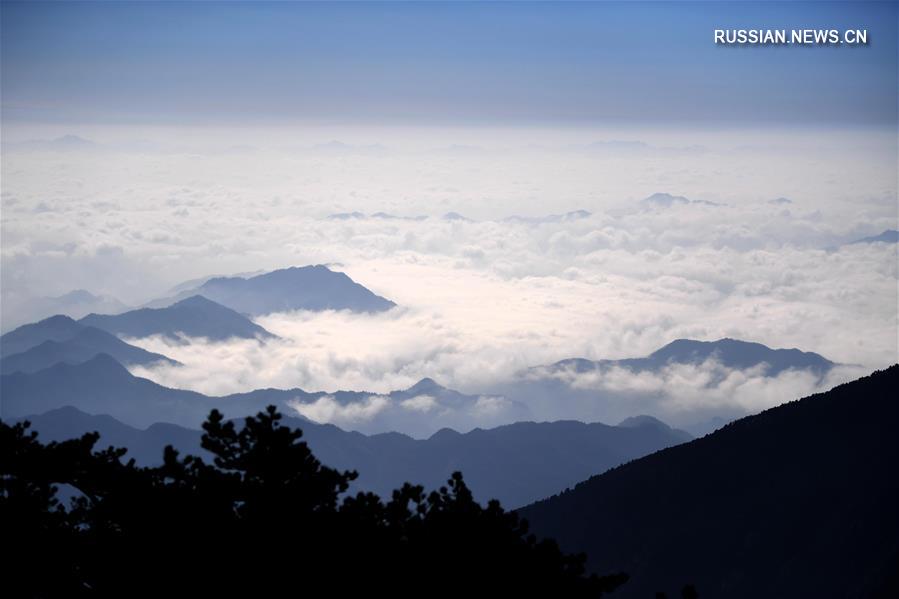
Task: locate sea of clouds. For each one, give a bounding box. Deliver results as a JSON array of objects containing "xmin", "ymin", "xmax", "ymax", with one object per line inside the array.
[{"xmin": 2, "ymin": 125, "xmax": 896, "ymax": 431}]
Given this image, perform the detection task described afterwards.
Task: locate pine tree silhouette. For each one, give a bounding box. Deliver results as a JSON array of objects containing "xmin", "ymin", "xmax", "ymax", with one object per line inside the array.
[{"xmin": 2, "ymin": 406, "xmax": 630, "ymax": 597}]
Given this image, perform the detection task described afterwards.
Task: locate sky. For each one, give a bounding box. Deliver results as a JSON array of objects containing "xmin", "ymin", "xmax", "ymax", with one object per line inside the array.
[
  {"xmin": 1, "ymin": 1, "xmax": 897, "ymax": 434},
  {"xmin": 2, "ymin": 1, "xmax": 897, "ymax": 127}
]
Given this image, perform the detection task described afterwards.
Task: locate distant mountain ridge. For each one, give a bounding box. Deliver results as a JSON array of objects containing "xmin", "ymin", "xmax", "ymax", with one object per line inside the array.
[
  {"xmin": 640, "ymin": 192, "xmax": 722, "ymax": 208},
  {"xmin": 80, "ymin": 295, "xmax": 275, "ymax": 341},
  {"xmin": 538, "ymin": 338, "xmax": 835, "ymax": 377},
  {"xmin": 151, "ymin": 265, "xmax": 396, "ymax": 315},
  {"xmin": 519, "ymin": 365, "xmax": 899, "ymax": 598},
  {"xmin": 849, "ymin": 229, "xmax": 899, "ymax": 245},
  {"xmin": 0, "ymin": 289, "xmax": 128, "ymax": 333},
  {"xmin": 0, "ymin": 315, "xmax": 177, "ymax": 372},
  {"xmin": 0, "ymin": 354, "xmax": 520, "ymax": 437},
  {"xmin": 0, "ymin": 325, "xmax": 178, "ymax": 374},
  {"xmin": 13, "ymin": 405, "xmax": 691, "ymax": 508}
]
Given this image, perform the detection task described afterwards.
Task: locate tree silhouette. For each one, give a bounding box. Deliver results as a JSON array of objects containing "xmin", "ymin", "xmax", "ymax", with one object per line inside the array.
[{"xmin": 2, "ymin": 406, "xmax": 629, "ymax": 597}]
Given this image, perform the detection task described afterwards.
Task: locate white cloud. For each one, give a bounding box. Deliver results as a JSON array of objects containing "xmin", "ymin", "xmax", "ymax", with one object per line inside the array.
[
  {"xmin": 400, "ymin": 395, "xmax": 439, "ymax": 413},
  {"xmin": 2, "ymin": 125, "xmax": 896, "ymax": 432},
  {"xmin": 288, "ymin": 394, "xmax": 390, "ymax": 427}
]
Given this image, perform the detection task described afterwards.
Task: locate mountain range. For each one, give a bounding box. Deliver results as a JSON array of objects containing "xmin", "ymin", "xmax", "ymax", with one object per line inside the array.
[
  {"xmin": 542, "ymin": 338, "xmax": 834, "ymax": 378},
  {"xmin": 0, "ymin": 354, "xmax": 523, "ymax": 436},
  {"xmin": 150, "ymin": 265, "xmax": 396, "ymax": 315},
  {"xmin": 0, "ymin": 289, "xmax": 129, "ymax": 333},
  {"xmin": 518, "ymin": 365, "xmax": 899, "ymax": 598},
  {"xmin": 849, "ymin": 229, "xmax": 899, "ymax": 245},
  {"xmin": 80, "ymin": 295, "xmax": 275, "ymax": 341},
  {"xmin": 491, "ymin": 337, "xmax": 838, "ymax": 432},
  {"xmin": 15, "ymin": 405, "xmax": 690, "ymax": 509},
  {"xmin": 0, "ymin": 323, "xmax": 178, "ymax": 375},
  {"xmin": 640, "ymin": 192, "xmax": 722, "ymax": 208},
  {"xmin": 2, "ymin": 318, "xmax": 843, "ymax": 438}
]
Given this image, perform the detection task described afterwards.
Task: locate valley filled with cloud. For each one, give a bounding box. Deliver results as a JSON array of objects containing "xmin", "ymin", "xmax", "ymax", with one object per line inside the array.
[{"xmin": 2, "ymin": 126, "xmax": 895, "ymax": 433}]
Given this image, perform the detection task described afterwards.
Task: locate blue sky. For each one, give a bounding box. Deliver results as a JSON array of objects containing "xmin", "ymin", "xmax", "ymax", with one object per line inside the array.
[{"xmin": 1, "ymin": 1, "xmax": 896, "ymax": 126}]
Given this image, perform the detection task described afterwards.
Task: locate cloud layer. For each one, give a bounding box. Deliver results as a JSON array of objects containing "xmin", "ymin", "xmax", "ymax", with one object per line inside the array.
[{"xmin": 2, "ymin": 126, "xmax": 896, "ymax": 431}]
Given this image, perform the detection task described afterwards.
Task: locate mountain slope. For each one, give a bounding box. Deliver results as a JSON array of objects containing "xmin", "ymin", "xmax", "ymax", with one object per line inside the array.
[
  {"xmin": 14, "ymin": 405, "xmax": 690, "ymax": 509},
  {"xmin": 0, "ymin": 326, "xmax": 178, "ymax": 374},
  {"xmin": 1, "ymin": 356, "xmax": 515, "ymax": 436},
  {"xmin": 518, "ymin": 366, "xmax": 899, "ymax": 598},
  {"xmin": 80, "ymin": 295, "xmax": 275, "ymax": 341},
  {"xmin": 0, "ymin": 354, "xmax": 266, "ymax": 427},
  {"xmin": 496, "ymin": 337, "xmax": 838, "ymax": 430},
  {"xmin": 0, "ymin": 315, "xmax": 86, "ymax": 358},
  {"xmin": 161, "ymin": 265, "xmax": 396, "ymax": 315},
  {"xmin": 849, "ymin": 229, "xmax": 899, "ymax": 245}
]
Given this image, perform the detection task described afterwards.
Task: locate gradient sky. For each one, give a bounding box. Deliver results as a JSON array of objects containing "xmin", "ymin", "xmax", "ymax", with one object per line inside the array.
[{"xmin": 2, "ymin": 1, "xmax": 896, "ymax": 127}]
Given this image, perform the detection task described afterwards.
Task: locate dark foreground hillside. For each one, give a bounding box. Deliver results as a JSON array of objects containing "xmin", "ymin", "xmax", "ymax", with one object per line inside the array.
[
  {"xmin": 1, "ymin": 407, "xmax": 627, "ymax": 597},
  {"xmin": 15, "ymin": 406, "xmax": 689, "ymax": 508},
  {"xmin": 519, "ymin": 365, "xmax": 899, "ymax": 598}
]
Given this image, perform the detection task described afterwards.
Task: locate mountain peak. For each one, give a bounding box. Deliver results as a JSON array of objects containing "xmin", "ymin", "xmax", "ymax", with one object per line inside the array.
[
  {"xmin": 642, "ymin": 192, "xmax": 690, "ymax": 206},
  {"xmin": 647, "ymin": 338, "xmax": 833, "ymax": 375},
  {"xmin": 79, "ymin": 295, "xmax": 275, "ymax": 341},
  {"xmin": 406, "ymin": 377, "xmax": 443, "ymax": 394},
  {"xmin": 189, "ymin": 265, "xmax": 395, "ymax": 316},
  {"xmin": 618, "ymin": 414, "xmax": 670, "ymax": 429},
  {"xmin": 171, "ymin": 294, "xmax": 219, "ymax": 308}
]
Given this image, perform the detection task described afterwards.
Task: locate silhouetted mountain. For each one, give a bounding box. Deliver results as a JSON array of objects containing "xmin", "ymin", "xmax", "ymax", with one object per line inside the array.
[
  {"xmin": 80, "ymin": 295, "xmax": 275, "ymax": 341},
  {"xmin": 221, "ymin": 376, "xmax": 529, "ymax": 438},
  {"xmin": 327, "ymin": 211, "xmax": 366, "ymax": 220},
  {"xmin": 1, "ymin": 357, "xmax": 514, "ymax": 436},
  {"xmin": 0, "ymin": 289, "xmax": 129, "ymax": 332},
  {"xmin": 503, "ymin": 210, "xmax": 591, "ymax": 224},
  {"xmin": 15, "ymin": 405, "xmax": 690, "ymax": 508},
  {"xmin": 494, "ymin": 338, "xmax": 837, "ymax": 429},
  {"xmin": 519, "ymin": 366, "xmax": 899, "ymax": 598},
  {"xmin": 4, "ymin": 134, "xmax": 101, "ymax": 153},
  {"xmin": 154, "ymin": 265, "xmax": 396, "ymax": 315},
  {"xmin": 0, "ymin": 354, "xmax": 262, "ymax": 426},
  {"xmin": 442, "ymin": 211, "xmax": 472, "ymax": 222},
  {"xmin": 5, "ymin": 407, "xmax": 624, "ymax": 597},
  {"xmin": 849, "ymin": 229, "xmax": 899, "ymax": 245},
  {"xmin": 641, "ymin": 193, "xmax": 721, "ymax": 208},
  {"xmin": 192, "ymin": 265, "xmax": 395, "ymax": 315},
  {"xmin": 545, "ymin": 338, "xmax": 834, "ymax": 377},
  {"xmin": 0, "ymin": 315, "xmax": 86, "ymax": 358},
  {"xmin": 617, "ymin": 415, "xmax": 691, "ymax": 441},
  {"xmin": 13, "ymin": 406, "xmax": 206, "ymax": 463},
  {"xmin": 1, "ymin": 326, "xmax": 178, "ymax": 374},
  {"xmin": 0, "ymin": 356, "xmax": 178, "ymax": 425}
]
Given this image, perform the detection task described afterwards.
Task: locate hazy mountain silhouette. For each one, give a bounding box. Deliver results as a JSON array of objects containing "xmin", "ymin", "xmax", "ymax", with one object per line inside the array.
[
  {"xmin": 617, "ymin": 415, "xmax": 691, "ymax": 440},
  {"xmin": 519, "ymin": 366, "xmax": 899, "ymax": 598},
  {"xmin": 641, "ymin": 193, "xmax": 721, "ymax": 208},
  {"xmin": 492, "ymin": 338, "xmax": 837, "ymax": 430},
  {"xmin": 540, "ymin": 338, "xmax": 834, "ymax": 378},
  {"xmin": 1, "ymin": 325, "xmax": 178, "ymax": 374},
  {"xmin": 849, "ymin": 229, "xmax": 899, "ymax": 245},
  {"xmin": 0, "ymin": 289, "xmax": 129, "ymax": 333},
  {"xmin": 3, "ymin": 134, "xmax": 101, "ymax": 153},
  {"xmin": 12, "ymin": 406, "xmax": 206, "ymax": 463},
  {"xmin": 0, "ymin": 354, "xmax": 270, "ymax": 427},
  {"xmin": 0, "ymin": 356, "xmax": 514, "ymax": 435},
  {"xmin": 14, "ymin": 405, "xmax": 690, "ymax": 508},
  {"xmin": 150, "ymin": 265, "xmax": 395, "ymax": 315},
  {"xmin": 1, "ymin": 315, "xmax": 88, "ymax": 358},
  {"xmin": 502, "ymin": 210, "xmax": 591, "ymax": 224},
  {"xmin": 80, "ymin": 295, "xmax": 275, "ymax": 341}
]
